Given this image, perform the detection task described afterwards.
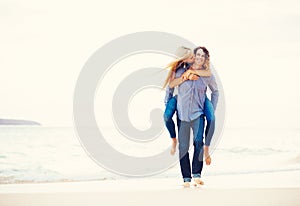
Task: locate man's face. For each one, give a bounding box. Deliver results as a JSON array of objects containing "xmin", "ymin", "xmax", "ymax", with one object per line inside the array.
[{"xmin": 195, "ymin": 49, "xmax": 206, "ymax": 66}]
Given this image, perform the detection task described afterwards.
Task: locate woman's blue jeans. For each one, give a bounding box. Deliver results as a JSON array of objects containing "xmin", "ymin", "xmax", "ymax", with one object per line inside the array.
[{"xmin": 163, "ymin": 95, "xmax": 215, "ymax": 146}]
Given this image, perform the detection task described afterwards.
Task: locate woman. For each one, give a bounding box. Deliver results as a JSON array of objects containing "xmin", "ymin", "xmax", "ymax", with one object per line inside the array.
[{"xmin": 163, "ymin": 46, "xmax": 215, "ymax": 166}]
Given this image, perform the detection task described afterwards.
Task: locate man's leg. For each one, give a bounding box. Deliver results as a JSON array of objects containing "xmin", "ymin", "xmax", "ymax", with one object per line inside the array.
[
  {"xmin": 191, "ymin": 115, "xmax": 205, "ymax": 181},
  {"xmin": 178, "ymin": 120, "xmax": 191, "ymax": 183}
]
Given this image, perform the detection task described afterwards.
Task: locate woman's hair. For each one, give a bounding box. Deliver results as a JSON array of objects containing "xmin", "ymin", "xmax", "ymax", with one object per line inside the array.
[
  {"xmin": 194, "ymin": 46, "xmax": 210, "ymax": 70},
  {"xmin": 163, "ymin": 46, "xmax": 193, "ymax": 89}
]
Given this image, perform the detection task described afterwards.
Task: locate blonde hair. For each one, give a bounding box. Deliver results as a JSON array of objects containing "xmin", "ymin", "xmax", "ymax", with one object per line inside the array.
[{"xmin": 163, "ymin": 46, "xmax": 192, "ymax": 89}]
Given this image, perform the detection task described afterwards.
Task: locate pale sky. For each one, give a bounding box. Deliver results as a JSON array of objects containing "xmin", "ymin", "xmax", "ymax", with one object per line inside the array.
[{"xmin": 1, "ymin": 0, "xmax": 300, "ymax": 128}]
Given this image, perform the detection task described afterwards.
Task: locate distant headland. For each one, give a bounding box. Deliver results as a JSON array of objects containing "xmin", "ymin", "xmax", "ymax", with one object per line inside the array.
[{"xmin": 0, "ymin": 119, "xmax": 41, "ymax": 125}]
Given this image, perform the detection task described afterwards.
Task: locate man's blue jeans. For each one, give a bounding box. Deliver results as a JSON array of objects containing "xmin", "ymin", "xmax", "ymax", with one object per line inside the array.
[
  {"xmin": 164, "ymin": 95, "xmax": 215, "ymax": 146},
  {"xmin": 178, "ymin": 115, "xmax": 205, "ymax": 182}
]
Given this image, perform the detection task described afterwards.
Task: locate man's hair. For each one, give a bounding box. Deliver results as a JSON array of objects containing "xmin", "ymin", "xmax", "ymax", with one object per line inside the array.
[{"xmin": 194, "ymin": 46, "xmax": 210, "ymax": 58}]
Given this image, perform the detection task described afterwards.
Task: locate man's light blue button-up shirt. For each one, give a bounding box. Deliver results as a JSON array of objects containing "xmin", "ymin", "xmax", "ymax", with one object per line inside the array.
[{"xmin": 173, "ymin": 65, "xmax": 219, "ymax": 122}]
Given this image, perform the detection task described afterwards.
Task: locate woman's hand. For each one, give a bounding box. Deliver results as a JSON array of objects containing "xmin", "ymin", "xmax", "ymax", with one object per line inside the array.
[
  {"xmin": 188, "ymin": 74, "xmax": 199, "ymax": 81},
  {"xmin": 182, "ymin": 70, "xmax": 199, "ymax": 81}
]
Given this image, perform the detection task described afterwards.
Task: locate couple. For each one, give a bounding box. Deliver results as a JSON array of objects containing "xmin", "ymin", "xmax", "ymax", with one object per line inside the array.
[{"xmin": 163, "ymin": 46, "xmax": 218, "ymax": 187}]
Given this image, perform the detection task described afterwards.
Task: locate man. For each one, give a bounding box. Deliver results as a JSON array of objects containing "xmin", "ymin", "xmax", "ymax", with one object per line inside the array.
[{"xmin": 170, "ymin": 46, "xmax": 219, "ymax": 187}]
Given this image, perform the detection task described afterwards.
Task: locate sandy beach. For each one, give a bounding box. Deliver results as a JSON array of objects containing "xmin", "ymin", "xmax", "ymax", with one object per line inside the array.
[{"xmin": 1, "ymin": 171, "xmax": 299, "ymax": 206}]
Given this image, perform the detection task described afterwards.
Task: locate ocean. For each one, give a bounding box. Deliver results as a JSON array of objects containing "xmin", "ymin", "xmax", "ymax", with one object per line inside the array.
[{"xmin": 0, "ymin": 126, "xmax": 299, "ymax": 184}]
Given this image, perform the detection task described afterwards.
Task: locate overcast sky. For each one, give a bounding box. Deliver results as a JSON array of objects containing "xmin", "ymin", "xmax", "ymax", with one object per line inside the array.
[{"xmin": 1, "ymin": 0, "xmax": 299, "ymax": 128}]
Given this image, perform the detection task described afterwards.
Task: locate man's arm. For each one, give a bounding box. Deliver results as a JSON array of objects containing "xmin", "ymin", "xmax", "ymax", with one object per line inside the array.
[{"xmin": 207, "ymin": 75, "xmax": 219, "ymax": 110}]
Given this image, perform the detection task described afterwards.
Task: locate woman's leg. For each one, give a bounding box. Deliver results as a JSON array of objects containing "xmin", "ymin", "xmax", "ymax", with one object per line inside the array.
[
  {"xmin": 203, "ymin": 96, "xmax": 215, "ymax": 165},
  {"xmin": 163, "ymin": 95, "xmax": 178, "ymax": 155}
]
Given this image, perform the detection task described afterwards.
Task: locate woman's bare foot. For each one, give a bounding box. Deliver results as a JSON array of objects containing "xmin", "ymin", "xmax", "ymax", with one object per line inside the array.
[
  {"xmin": 170, "ymin": 138, "xmax": 177, "ymax": 155},
  {"xmin": 204, "ymin": 146, "xmax": 211, "ymax": 165}
]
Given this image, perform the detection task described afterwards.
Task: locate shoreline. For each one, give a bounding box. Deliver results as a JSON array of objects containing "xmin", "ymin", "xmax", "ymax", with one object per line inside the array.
[{"xmin": 1, "ymin": 169, "xmax": 299, "ymax": 187}]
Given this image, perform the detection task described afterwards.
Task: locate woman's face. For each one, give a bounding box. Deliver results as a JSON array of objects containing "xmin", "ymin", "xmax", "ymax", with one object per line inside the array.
[
  {"xmin": 184, "ymin": 53, "xmax": 195, "ymax": 63},
  {"xmin": 195, "ymin": 49, "xmax": 206, "ymax": 66}
]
